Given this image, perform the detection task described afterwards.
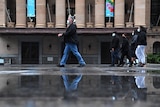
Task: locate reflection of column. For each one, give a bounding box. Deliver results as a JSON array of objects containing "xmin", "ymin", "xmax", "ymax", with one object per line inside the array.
[
  {"xmin": 36, "ymin": 0, "xmax": 46, "ymax": 28},
  {"xmin": 114, "ymin": 0, "xmax": 124, "ymax": 28},
  {"xmin": 55, "ymin": 0, "xmax": 65, "ymax": 28},
  {"xmin": 95, "ymin": 0, "xmax": 105, "ymax": 28},
  {"xmin": 134, "ymin": 0, "xmax": 146, "ymax": 27},
  {"xmin": 0, "ymin": 0, "xmax": 6, "ymax": 27},
  {"xmin": 16, "ymin": 0, "xmax": 26, "ymax": 28},
  {"xmin": 75, "ymin": 0, "xmax": 85, "ymax": 28}
]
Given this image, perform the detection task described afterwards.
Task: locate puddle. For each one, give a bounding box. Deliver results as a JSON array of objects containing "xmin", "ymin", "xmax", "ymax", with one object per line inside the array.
[{"xmin": 0, "ymin": 67, "xmax": 159, "ymax": 107}]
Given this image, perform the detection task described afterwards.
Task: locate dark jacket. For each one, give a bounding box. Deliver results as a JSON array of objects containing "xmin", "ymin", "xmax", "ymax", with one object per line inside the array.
[
  {"xmin": 63, "ymin": 23, "xmax": 78, "ymax": 44},
  {"xmin": 111, "ymin": 36, "xmax": 120, "ymax": 50},
  {"xmin": 136, "ymin": 31, "xmax": 147, "ymax": 46},
  {"xmin": 130, "ymin": 34, "xmax": 138, "ymax": 50},
  {"xmin": 121, "ymin": 36, "xmax": 130, "ymax": 52}
]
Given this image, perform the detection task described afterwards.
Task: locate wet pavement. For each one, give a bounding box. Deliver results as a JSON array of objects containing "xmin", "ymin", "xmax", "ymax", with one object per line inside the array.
[{"xmin": 0, "ymin": 64, "xmax": 160, "ymax": 107}]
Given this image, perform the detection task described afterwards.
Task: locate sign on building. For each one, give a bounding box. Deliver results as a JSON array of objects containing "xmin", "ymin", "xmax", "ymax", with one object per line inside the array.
[
  {"xmin": 106, "ymin": 0, "xmax": 114, "ymax": 17},
  {"xmin": 27, "ymin": 0, "xmax": 35, "ymax": 17}
]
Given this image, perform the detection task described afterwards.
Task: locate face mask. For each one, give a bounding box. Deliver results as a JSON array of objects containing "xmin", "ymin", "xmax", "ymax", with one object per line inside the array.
[
  {"xmin": 137, "ymin": 28, "xmax": 140, "ymax": 32},
  {"xmin": 132, "ymin": 32, "xmax": 134, "ymax": 36},
  {"xmin": 66, "ymin": 20, "xmax": 70, "ymax": 25},
  {"xmin": 112, "ymin": 33, "xmax": 116, "ymax": 37}
]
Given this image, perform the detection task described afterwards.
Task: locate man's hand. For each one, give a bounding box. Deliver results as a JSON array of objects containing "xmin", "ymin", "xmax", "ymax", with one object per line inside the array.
[
  {"xmin": 58, "ymin": 33, "xmax": 63, "ymax": 37},
  {"xmin": 110, "ymin": 48, "xmax": 114, "ymax": 52},
  {"xmin": 112, "ymin": 48, "xmax": 114, "ymax": 51}
]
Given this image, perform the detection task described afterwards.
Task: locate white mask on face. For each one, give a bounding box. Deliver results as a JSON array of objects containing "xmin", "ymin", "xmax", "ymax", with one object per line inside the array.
[
  {"xmin": 137, "ymin": 28, "xmax": 140, "ymax": 32},
  {"xmin": 112, "ymin": 33, "xmax": 116, "ymax": 37},
  {"xmin": 132, "ymin": 32, "xmax": 134, "ymax": 36},
  {"xmin": 66, "ymin": 20, "xmax": 70, "ymax": 25}
]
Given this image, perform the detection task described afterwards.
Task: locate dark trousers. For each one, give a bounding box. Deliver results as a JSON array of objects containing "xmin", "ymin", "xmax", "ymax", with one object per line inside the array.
[
  {"xmin": 111, "ymin": 49, "xmax": 120, "ymax": 66},
  {"xmin": 120, "ymin": 51, "xmax": 132, "ymax": 65}
]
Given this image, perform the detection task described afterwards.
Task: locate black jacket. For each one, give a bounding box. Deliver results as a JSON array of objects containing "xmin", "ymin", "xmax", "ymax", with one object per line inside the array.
[
  {"xmin": 130, "ymin": 34, "xmax": 138, "ymax": 50},
  {"xmin": 63, "ymin": 23, "xmax": 78, "ymax": 44},
  {"xmin": 111, "ymin": 36, "xmax": 120, "ymax": 50},
  {"xmin": 136, "ymin": 31, "xmax": 147, "ymax": 46},
  {"xmin": 121, "ymin": 36, "xmax": 130, "ymax": 52}
]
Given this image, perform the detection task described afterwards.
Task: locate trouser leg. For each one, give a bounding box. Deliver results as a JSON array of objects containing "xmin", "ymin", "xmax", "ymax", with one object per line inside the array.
[
  {"xmin": 60, "ymin": 44, "xmax": 70, "ymax": 65},
  {"xmin": 70, "ymin": 44, "xmax": 86, "ymax": 65}
]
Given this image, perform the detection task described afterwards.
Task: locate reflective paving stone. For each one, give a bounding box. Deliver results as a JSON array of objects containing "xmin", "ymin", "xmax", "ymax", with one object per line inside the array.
[{"xmin": 0, "ymin": 65, "xmax": 159, "ymax": 107}]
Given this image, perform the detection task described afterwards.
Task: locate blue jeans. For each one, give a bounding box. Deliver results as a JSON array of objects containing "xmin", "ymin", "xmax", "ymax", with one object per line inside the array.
[
  {"xmin": 62, "ymin": 74, "xmax": 82, "ymax": 92},
  {"xmin": 60, "ymin": 43, "xmax": 86, "ymax": 65},
  {"xmin": 60, "ymin": 68, "xmax": 82, "ymax": 92},
  {"xmin": 111, "ymin": 49, "xmax": 120, "ymax": 66}
]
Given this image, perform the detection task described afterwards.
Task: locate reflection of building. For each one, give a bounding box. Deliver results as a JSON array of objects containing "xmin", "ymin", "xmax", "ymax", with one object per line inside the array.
[
  {"xmin": 0, "ymin": 0, "xmax": 160, "ymax": 64},
  {"xmin": 146, "ymin": 76, "xmax": 160, "ymax": 94},
  {"xmin": 1, "ymin": 74, "xmax": 160, "ymax": 100},
  {"xmin": 0, "ymin": 75, "xmax": 144, "ymax": 97},
  {"xmin": 0, "ymin": 75, "xmax": 64, "ymax": 96}
]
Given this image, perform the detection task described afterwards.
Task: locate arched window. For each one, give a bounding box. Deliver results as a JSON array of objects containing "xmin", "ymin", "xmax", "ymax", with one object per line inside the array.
[{"xmin": 153, "ymin": 41, "xmax": 160, "ymax": 54}]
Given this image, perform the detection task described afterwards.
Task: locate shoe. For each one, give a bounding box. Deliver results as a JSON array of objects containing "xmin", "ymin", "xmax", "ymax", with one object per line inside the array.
[
  {"xmin": 129, "ymin": 64, "xmax": 132, "ymax": 67},
  {"xmin": 140, "ymin": 63, "xmax": 145, "ymax": 67},
  {"xmin": 117, "ymin": 64, "xmax": 120, "ymax": 67},
  {"xmin": 109, "ymin": 64, "xmax": 115, "ymax": 67},
  {"xmin": 138, "ymin": 63, "xmax": 145, "ymax": 67},
  {"xmin": 57, "ymin": 64, "xmax": 65, "ymax": 67},
  {"xmin": 77, "ymin": 64, "xmax": 86, "ymax": 67},
  {"xmin": 117, "ymin": 64, "xmax": 123, "ymax": 67}
]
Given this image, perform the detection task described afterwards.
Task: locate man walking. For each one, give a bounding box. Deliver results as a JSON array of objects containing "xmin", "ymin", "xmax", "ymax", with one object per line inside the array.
[
  {"xmin": 57, "ymin": 15, "xmax": 86, "ymax": 67},
  {"xmin": 110, "ymin": 32, "xmax": 121, "ymax": 67}
]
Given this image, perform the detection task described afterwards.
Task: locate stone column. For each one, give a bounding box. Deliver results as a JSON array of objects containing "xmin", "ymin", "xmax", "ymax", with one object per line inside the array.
[
  {"xmin": 145, "ymin": 0, "xmax": 151, "ymax": 28},
  {"xmin": 114, "ymin": 0, "xmax": 125, "ymax": 28},
  {"xmin": 36, "ymin": 0, "xmax": 46, "ymax": 28},
  {"xmin": 16, "ymin": 0, "xmax": 26, "ymax": 28},
  {"xmin": 0, "ymin": 0, "xmax": 6, "ymax": 27},
  {"xmin": 134, "ymin": 0, "xmax": 146, "ymax": 27},
  {"xmin": 75, "ymin": 0, "xmax": 85, "ymax": 28},
  {"xmin": 95, "ymin": 0, "xmax": 105, "ymax": 28},
  {"xmin": 55, "ymin": 0, "xmax": 65, "ymax": 28}
]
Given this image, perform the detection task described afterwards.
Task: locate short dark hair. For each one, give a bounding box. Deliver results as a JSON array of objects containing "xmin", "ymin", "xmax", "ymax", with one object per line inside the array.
[{"xmin": 140, "ymin": 26, "xmax": 146, "ymax": 33}]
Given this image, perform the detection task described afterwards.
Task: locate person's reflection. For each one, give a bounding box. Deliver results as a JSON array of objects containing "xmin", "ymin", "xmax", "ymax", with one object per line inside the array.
[
  {"xmin": 122, "ymin": 70, "xmax": 147, "ymax": 101},
  {"xmin": 134, "ymin": 69, "xmax": 147, "ymax": 101},
  {"xmin": 135, "ymin": 69, "xmax": 146, "ymax": 88},
  {"xmin": 60, "ymin": 68, "xmax": 82, "ymax": 100}
]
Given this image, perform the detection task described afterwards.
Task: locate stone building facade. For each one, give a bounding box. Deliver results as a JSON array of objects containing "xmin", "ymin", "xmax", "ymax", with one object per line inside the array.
[{"xmin": 0, "ymin": 0, "xmax": 159, "ymax": 64}]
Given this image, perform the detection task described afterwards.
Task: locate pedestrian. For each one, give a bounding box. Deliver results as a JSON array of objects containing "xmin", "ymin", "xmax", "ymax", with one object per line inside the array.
[
  {"xmin": 110, "ymin": 32, "xmax": 121, "ymax": 67},
  {"xmin": 57, "ymin": 15, "xmax": 86, "ymax": 67},
  {"xmin": 130, "ymin": 30, "xmax": 138, "ymax": 65},
  {"xmin": 135, "ymin": 26, "xmax": 147, "ymax": 67},
  {"xmin": 117, "ymin": 33, "xmax": 133, "ymax": 67}
]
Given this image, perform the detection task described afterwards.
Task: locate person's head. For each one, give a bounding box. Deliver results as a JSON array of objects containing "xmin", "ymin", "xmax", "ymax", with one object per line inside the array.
[
  {"xmin": 112, "ymin": 31, "xmax": 117, "ymax": 37},
  {"xmin": 67, "ymin": 15, "xmax": 74, "ymax": 25},
  {"xmin": 122, "ymin": 33, "xmax": 128, "ymax": 38},
  {"xmin": 132, "ymin": 29, "xmax": 138, "ymax": 36},
  {"xmin": 137, "ymin": 26, "xmax": 146, "ymax": 33},
  {"xmin": 137, "ymin": 26, "xmax": 141, "ymax": 32}
]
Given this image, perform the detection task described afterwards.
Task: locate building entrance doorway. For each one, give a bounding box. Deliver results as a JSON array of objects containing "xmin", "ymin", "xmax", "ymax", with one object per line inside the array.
[
  {"xmin": 21, "ymin": 42, "xmax": 39, "ymax": 64},
  {"xmin": 101, "ymin": 42, "xmax": 111, "ymax": 64}
]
